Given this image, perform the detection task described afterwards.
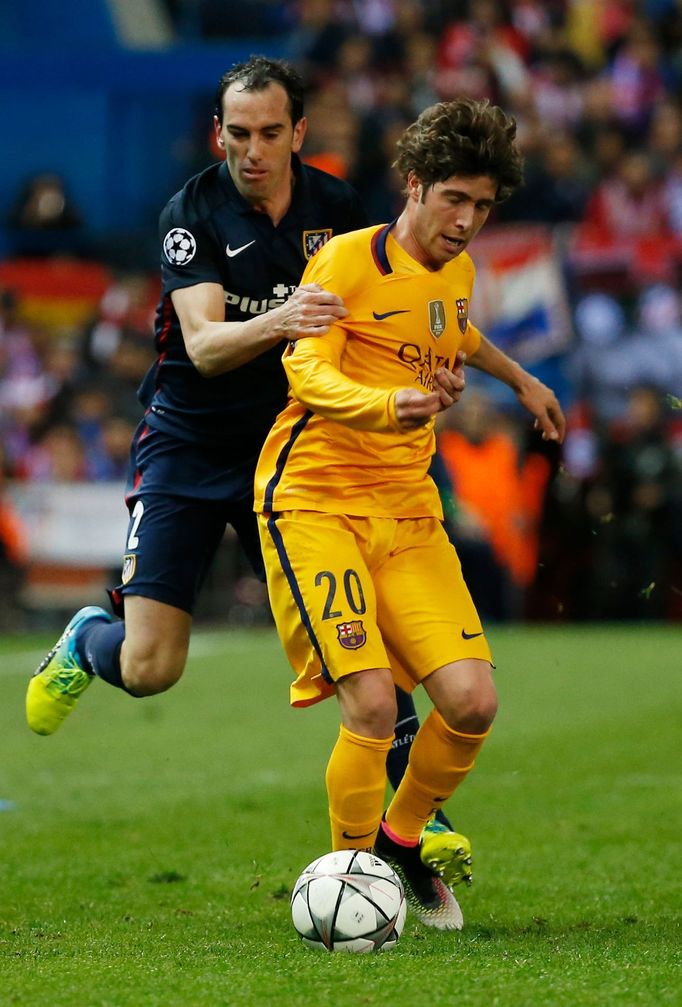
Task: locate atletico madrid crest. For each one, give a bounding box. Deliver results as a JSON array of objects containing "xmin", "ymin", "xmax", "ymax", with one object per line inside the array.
[
  {"xmin": 121, "ymin": 554, "xmax": 136, "ymax": 585},
  {"xmin": 456, "ymin": 297, "xmax": 469, "ymax": 334},
  {"xmin": 336, "ymin": 620, "xmax": 367, "ymax": 650},
  {"xmin": 303, "ymin": 229, "xmax": 332, "ymax": 259}
]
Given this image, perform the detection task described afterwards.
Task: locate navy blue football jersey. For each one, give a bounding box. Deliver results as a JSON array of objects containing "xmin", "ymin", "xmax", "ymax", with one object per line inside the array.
[{"xmin": 140, "ymin": 156, "xmax": 367, "ymax": 456}]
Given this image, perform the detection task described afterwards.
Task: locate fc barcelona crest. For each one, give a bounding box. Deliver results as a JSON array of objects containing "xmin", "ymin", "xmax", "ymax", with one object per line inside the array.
[
  {"xmin": 456, "ymin": 297, "xmax": 469, "ymax": 334},
  {"xmin": 303, "ymin": 229, "xmax": 332, "ymax": 259},
  {"xmin": 428, "ymin": 300, "xmax": 446, "ymax": 339},
  {"xmin": 336, "ymin": 620, "xmax": 367, "ymax": 650}
]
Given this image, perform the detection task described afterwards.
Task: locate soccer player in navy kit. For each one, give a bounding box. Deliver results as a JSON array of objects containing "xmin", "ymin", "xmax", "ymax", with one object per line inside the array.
[{"xmin": 27, "ymin": 57, "xmax": 367, "ymax": 713}]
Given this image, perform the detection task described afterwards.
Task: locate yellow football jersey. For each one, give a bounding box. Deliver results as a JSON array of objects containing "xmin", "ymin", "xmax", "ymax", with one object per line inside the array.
[{"xmin": 254, "ymin": 223, "xmax": 482, "ymax": 519}]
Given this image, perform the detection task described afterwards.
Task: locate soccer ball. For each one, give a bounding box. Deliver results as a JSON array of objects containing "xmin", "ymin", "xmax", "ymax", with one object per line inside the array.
[{"xmin": 291, "ymin": 849, "xmax": 406, "ymax": 953}]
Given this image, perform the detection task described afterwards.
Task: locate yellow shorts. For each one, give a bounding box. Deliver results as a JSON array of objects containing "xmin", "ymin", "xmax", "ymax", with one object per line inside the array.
[{"xmin": 258, "ymin": 511, "xmax": 492, "ymax": 707}]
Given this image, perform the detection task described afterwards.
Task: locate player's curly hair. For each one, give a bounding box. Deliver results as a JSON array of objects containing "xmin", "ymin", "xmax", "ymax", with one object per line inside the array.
[
  {"xmin": 394, "ymin": 99, "xmax": 524, "ymax": 202},
  {"xmin": 215, "ymin": 56, "xmax": 305, "ymax": 126}
]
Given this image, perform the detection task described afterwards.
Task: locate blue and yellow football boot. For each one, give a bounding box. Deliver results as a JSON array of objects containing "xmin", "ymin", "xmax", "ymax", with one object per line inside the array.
[
  {"xmin": 420, "ymin": 815, "xmax": 473, "ymax": 889},
  {"xmin": 26, "ymin": 606, "xmax": 112, "ymax": 735}
]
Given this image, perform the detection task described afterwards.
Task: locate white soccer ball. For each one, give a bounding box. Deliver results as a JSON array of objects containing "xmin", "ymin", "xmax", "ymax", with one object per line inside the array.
[{"xmin": 291, "ymin": 849, "xmax": 406, "ymax": 953}]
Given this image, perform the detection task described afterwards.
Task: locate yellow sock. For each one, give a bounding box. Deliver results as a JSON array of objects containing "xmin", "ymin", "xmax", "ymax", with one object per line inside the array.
[
  {"xmin": 326, "ymin": 724, "xmax": 394, "ymax": 851},
  {"xmin": 385, "ymin": 708, "xmax": 490, "ymax": 842}
]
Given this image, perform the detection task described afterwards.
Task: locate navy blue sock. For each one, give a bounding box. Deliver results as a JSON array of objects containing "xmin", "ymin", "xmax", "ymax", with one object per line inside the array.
[
  {"xmin": 77, "ymin": 619, "xmax": 128, "ymax": 691},
  {"xmin": 386, "ymin": 686, "xmax": 419, "ymax": 792},
  {"xmin": 387, "ymin": 685, "xmax": 454, "ymax": 831}
]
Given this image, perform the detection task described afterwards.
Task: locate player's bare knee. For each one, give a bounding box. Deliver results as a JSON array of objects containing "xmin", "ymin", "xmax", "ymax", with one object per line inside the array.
[
  {"xmin": 456, "ymin": 691, "xmax": 498, "ymax": 733},
  {"xmin": 449, "ymin": 689, "xmax": 498, "ymax": 733},
  {"xmin": 349, "ymin": 697, "xmax": 397, "ymax": 739},
  {"xmin": 439, "ymin": 679, "xmax": 498, "ymax": 734},
  {"xmin": 337, "ymin": 668, "xmax": 397, "ymax": 739},
  {"xmin": 427, "ymin": 659, "xmax": 498, "ymax": 734}
]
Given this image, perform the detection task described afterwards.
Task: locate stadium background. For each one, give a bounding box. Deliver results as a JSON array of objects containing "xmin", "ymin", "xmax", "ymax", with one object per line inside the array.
[{"xmin": 1, "ymin": 0, "xmax": 681, "ymax": 630}]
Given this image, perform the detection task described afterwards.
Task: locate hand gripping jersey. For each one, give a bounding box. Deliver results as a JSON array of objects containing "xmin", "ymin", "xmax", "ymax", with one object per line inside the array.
[
  {"xmin": 141, "ymin": 156, "xmax": 367, "ymax": 457},
  {"xmin": 254, "ymin": 223, "xmax": 482, "ymax": 520}
]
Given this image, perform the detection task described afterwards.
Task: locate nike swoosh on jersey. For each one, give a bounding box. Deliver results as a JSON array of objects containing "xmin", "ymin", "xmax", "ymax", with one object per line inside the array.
[
  {"xmin": 372, "ymin": 309, "xmax": 410, "ymax": 320},
  {"xmin": 342, "ymin": 829, "xmax": 375, "ymax": 840},
  {"xmin": 225, "ymin": 240, "xmax": 256, "ymax": 258},
  {"xmin": 461, "ymin": 629, "xmax": 484, "ymax": 640}
]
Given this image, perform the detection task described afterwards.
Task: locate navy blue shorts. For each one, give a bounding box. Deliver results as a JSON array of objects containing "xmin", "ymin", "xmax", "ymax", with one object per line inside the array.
[
  {"xmin": 110, "ymin": 422, "xmax": 264, "ymax": 616},
  {"xmin": 110, "ymin": 491, "xmax": 264, "ymax": 616}
]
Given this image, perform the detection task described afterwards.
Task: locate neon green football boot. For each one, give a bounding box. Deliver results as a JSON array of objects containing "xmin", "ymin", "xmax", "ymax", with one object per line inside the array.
[
  {"xmin": 420, "ymin": 815, "xmax": 473, "ymax": 889},
  {"xmin": 26, "ymin": 606, "xmax": 112, "ymax": 735}
]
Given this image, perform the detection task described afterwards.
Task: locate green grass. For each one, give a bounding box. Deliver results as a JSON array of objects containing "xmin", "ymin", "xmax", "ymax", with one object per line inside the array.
[{"xmin": 1, "ymin": 625, "xmax": 680, "ymax": 1006}]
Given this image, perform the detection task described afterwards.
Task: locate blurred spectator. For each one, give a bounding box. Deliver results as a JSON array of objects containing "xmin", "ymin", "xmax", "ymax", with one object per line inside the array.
[
  {"xmin": 581, "ymin": 122, "xmax": 629, "ymax": 184},
  {"xmin": 0, "ymin": 444, "xmax": 28, "ymax": 629},
  {"xmin": 20, "ymin": 424, "xmax": 87, "ymax": 483},
  {"xmin": 572, "ymin": 288, "xmax": 682, "ymax": 423},
  {"xmin": 6, "ymin": 173, "xmax": 86, "ymax": 258},
  {"xmin": 590, "ymin": 386, "xmax": 682, "ymax": 618},
  {"xmin": 662, "ymin": 148, "xmax": 682, "ymax": 233},
  {"xmin": 352, "ymin": 112, "xmax": 412, "ymax": 221},
  {"xmin": 501, "ymin": 130, "xmax": 591, "ymax": 223},
  {"xmin": 630, "ymin": 283, "xmax": 682, "ymax": 391},
  {"xmin": 436, "ymin": 0, "xmax": 531, "ymax": 106},
  {"xmin": 582, "ymin": 148, "xmax": 671, "ymax": 237},
  {"xmin": 606, "ymin": 18, "xmax": 669, "ymax": 135},
  {"xmin": 302, "ymin": 85, "xmax": 360, "ymax": 179},
  {"xmin": 437, "ymin": 390, "xmax": 553, "ymax": 617},
  {"xmin": 531, "ymin": 48, "xmax": 586, "ymax": 131},
  {"xmin": 369, "ymin": 0, "xmax": 429, "ymax": 69},
  {"xmin": 337, "ymin": 33, "xmax": 381, "ymax": 112},
  {"xmin": 0, "ymin": 290, "xmax": 61, "ymax": 474},
  {"xmin": 402, "ymin": 30, "xmax": 440, "ymax": 116},
  {"xmin": 291, "ymin": 0, "xmax": 354, "ymax": 74},
  {"xmin": 647, "ymin": 97, "xmax": 682, "ymax": 172}
]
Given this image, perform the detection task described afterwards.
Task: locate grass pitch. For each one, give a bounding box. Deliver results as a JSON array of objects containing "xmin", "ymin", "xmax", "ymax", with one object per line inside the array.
[{"xmin": 1, "ymin": 624, "xmax": 680, "ymax": 1006}]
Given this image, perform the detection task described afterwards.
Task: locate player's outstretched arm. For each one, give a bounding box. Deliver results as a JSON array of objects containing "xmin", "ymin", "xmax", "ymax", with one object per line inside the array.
[
  {"xmin": 467, "ymin": 334, "xmax": 566, "ymax": 443},
  {"xmin": 171, "ymin": 282, "xmax": 347, "ymax": 377}
]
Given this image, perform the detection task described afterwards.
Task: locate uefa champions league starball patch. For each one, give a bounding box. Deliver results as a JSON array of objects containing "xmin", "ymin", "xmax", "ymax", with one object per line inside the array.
[{"xmin": 163, "ymin": 227, "xmax": 197, "ymax": 266}]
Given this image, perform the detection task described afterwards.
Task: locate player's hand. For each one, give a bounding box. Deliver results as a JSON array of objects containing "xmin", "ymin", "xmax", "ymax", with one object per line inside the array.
[
  {"xmin": 433, "ymin": 352, "xmax": 466, "ymax": 409},
  {"xmin": 395, "ymin": 353, "xmax": 468, "ymax": 429},
  {"xmin": 517, "ymin": 375, "xmax": 566, "ymax": 443},
  {"xmin": 394, "ymin": 388, "xmax": 442, "ymax": 429},
  {"xmin": 278, "ymin": 283, "xmax": 348, "ymax": 340}
]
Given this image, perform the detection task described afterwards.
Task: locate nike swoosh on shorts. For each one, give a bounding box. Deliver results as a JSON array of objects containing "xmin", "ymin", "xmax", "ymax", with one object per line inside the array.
[{"xmin": 461, "ymin": 630, "xmax": 484, "ymax": 640}]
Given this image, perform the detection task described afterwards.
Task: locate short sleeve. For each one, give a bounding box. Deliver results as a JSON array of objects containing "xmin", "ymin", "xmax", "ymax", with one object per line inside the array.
[{"xmin": 158, "ymin": 193, "xmax": 223, "ymax": 295}]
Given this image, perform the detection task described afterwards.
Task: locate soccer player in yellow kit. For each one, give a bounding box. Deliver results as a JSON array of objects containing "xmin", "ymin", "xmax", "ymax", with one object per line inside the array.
[{"xmin": 254, "ymin": 99, "xmax": 565, "ymax": 929}]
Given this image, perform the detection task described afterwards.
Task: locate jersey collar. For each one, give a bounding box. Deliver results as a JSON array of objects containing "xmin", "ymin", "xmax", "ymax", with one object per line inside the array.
[{"xmin": 370, "ymin": 220, "xmax": 398, "ymax": 275}]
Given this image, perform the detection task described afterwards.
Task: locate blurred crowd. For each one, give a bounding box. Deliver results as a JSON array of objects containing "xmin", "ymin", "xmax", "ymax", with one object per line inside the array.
[{"xmin": 2, "ymin": 0, "xmax": 682, "ymax": 623}]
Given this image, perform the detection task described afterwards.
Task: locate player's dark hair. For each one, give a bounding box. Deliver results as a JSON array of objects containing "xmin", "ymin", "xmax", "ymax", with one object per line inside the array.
[
  {"xmin": 394, "ymin": 99, "xmax": 524, "ymax": 202},
  {"xmin": 215, "ymin": 56, "xmax": 305, "ymax": 127}
]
